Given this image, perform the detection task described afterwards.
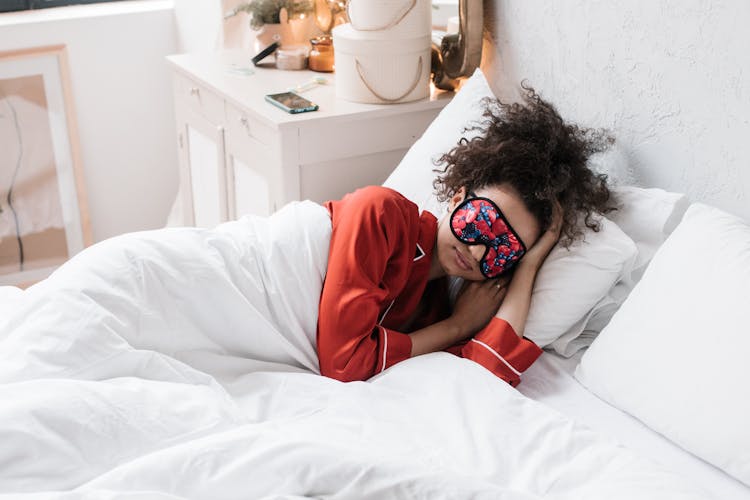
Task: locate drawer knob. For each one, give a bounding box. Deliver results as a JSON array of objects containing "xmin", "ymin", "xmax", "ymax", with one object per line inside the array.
[
  {"xmin": 239, "ymin": 117, "xmax": 252, "ymax": 135},
  {"xmin": 189, "ymin": 87, "xmax": 200, "ymax": 96}
]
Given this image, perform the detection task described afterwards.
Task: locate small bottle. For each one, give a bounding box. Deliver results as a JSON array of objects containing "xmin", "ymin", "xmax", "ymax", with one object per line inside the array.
[{"xmin": 308, "ymin": 35, "xmax": 334, "ymax": 72}]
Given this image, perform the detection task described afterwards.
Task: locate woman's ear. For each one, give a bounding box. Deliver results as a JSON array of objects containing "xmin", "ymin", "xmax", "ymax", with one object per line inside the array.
[{"xmin": 448, "ymin": 187, "xmax": 467, "ymax": 212}]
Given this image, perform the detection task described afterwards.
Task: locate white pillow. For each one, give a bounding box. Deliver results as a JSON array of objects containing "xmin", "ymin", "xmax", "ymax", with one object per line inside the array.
[
  {"xmin": 525, "ymin": 216, "xmax": 636, "ymax": 350},
  {"xmin": 606, "ymin": 185, "xmax": 691, "ymax": 283},
  {"xmin": 383, "ymin": 69, "xmax": 637, "ymax": 351},
  {"xmin": 576, "ymin": 203, "xmax": 750, "ymax": 487},
  {"xmin": 551, "ymin": 186, "xmax": 692, "ymax": 356},
  {"xmin": 383, "ymin": 68, "xmax": 493, "ymax": 217}
]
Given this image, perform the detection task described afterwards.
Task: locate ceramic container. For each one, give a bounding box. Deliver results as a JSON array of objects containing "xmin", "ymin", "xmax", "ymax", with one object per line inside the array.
[
  {"xmin": 346, "ymin": 0, "xmax": 431, "ymax": 39},
  {"xmin": 332, "ymin": 23, "xmax": 430, "ymax": 104}
]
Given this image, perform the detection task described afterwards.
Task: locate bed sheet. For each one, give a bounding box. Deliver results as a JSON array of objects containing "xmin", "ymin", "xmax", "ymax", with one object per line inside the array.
[{"xmin": 519, "ymin": 351, "xmax": 750, "ymax": 500}]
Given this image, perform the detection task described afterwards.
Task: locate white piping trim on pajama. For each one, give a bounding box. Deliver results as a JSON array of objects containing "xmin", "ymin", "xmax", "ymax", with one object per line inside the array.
[
  {"xmin": 380, "ymin": 326, "xmax": 388, "ymax": 373},
  {"xmin": 414, "ymin": 243, "xmax": 425, "ymax": 262},
  {"xmin": 470, "ymin": 338, "xmax": 522, "ymax": 377},
  {"xmin": 378, "ymin": 299, "xmax": 395, "ymax": 325}
]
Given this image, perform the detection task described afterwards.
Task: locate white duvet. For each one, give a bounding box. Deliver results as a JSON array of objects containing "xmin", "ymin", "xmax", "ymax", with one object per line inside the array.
[{"xmin": 0, "ymin": 202, "xmax": 711, "ymax": 499}]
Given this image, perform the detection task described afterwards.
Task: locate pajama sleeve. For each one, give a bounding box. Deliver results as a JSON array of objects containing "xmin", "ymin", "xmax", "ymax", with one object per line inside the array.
[
  {"xmin": 458, "ymin": 317, "xmax": 542, "ymax": 387},
  {"xmin": 317, "ymin": 187, "xmax": 418, "ymax": 382}
]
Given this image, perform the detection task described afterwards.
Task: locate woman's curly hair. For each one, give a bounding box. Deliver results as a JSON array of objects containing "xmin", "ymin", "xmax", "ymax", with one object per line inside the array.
[{"xmin": 434, "ymin": 83, "xmax": 615, "ymax": 247}]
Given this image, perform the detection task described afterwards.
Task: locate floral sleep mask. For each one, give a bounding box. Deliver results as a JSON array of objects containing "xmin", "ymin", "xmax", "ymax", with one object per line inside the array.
[{"xmin": 450, "ymin": 193, "xmax": 527, "ymax": 278}]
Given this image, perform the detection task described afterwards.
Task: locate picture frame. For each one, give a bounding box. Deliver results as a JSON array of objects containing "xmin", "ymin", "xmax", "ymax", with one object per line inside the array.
[{"xmin": 0, "ymin": 45, "xmax": 92, "ymax": 287}]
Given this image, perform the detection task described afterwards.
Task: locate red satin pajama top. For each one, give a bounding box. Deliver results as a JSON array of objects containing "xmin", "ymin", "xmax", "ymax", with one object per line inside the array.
[{"xmin": 316, "ymin": 186, "xmax": 542, "ymax": 385}]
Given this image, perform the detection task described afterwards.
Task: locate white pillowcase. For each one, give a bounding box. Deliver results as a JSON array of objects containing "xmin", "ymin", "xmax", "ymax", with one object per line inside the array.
[
  {"xmin": 606, "ymin": 185, "xmax": 691, "ymax": 284},
  {"xmin": 553, "ymin": 186, "xmax": 692, "ymax": 356},
  {"xmin": 576, "ymin": 203, "xmax": 750, "ymax": 487},
  {"xmin": 383, "ymin": 68, "xmax": 493, "ymax": 217},
  {"xmin": 383, "ymin": 68, "xmax": 637, "ymax": 351},
  {"xmin": 525, "ymin": 216, "xmax": 636, "ymax": 350}
]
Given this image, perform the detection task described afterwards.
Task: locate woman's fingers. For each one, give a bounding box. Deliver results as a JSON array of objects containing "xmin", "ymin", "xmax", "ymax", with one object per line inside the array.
[
  {"xmin": 491, "ymin": 276, "xmax": 507, "ymax": 292},
  {"xmin": 462, "ymin": 277, "xmax": 509, "ymax": 305}
]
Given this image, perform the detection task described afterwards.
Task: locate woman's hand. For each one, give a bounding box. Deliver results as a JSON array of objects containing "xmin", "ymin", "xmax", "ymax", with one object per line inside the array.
[
  {"xmin": 449, "ymin": 276, "xmax": 511, "ymax": 340},
  {"xmin": 493, "ymin": 201, "xmax": 564, "ymax": 337},
  {"xmin": 520, "ymin": 201, "xmax": 564, "ymax": 271},
  {"xmin": 409, "ymin": 276, "xmax": 510, "ymax": 356}
]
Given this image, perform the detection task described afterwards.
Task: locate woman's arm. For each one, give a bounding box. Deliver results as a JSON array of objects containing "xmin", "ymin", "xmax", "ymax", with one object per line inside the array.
[
  {"xmin": 318, "ymin": 187, "xmax": 422, "ymax": 382},
  {"xmin": 405, "ymin": 211, "xmax": 562, "ymax": 384},
  {"xmin": 449, "ymin": 258, "xmax": 554, "ymax": 386},
  {"xmin": 447, "ymin": 203, "xmax": 563, "ymax": 386},
  {"xmin": 496, "ymin": 202, "xmax": 564, "ymax": 337}
]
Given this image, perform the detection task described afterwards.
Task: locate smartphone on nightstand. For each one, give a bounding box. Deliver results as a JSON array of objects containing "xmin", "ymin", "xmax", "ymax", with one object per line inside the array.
[{"xmin": 264, "ymin": 91, "xmax": 319, "ymax": 114}]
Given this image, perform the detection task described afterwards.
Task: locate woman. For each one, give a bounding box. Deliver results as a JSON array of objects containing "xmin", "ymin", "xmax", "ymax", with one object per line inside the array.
[
  {"xmin": 0, "ymin": 86, "xmax": 611, "ymax": 391},
  {"xmin": 317, "ymin": 86, "xmax": 613, "ymax": 385}
]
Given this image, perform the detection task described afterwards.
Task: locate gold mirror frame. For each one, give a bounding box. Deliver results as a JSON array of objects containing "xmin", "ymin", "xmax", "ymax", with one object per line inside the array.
[{"xmin": 431, "ymin": 0, "xmax": 483, "ymax": 90}]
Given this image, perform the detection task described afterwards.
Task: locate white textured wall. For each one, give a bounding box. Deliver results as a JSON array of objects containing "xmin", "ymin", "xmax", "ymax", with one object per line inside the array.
[{"xmin": 483, "ymin": 1, "xmax": 750, "ymax": 221}]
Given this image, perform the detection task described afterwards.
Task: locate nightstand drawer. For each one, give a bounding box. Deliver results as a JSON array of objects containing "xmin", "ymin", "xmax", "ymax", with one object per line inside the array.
[
  {"xmin": 225, "ymin": 102, "xmax": 275, "ymax": 147},
  {"xmin": 174, "ymin": 73, "xmax": 225, "ymax": 125}
]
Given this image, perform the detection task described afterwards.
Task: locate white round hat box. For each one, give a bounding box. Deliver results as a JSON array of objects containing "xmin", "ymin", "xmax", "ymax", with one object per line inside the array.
[
  {"xmin": 333, "ymin": 24, "xmax": 431, "ymax": 104},
  {"xmin": 346, "ymin": 0, "xmax": 431, "ymax": 39}
]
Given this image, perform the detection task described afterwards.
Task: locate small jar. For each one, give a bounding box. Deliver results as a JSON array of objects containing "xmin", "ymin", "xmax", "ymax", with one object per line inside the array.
[
  {"xmin": 308, "ymin": 35, "xmax": 335, "ymax": 72},
  {"xmin": 275, "ymin": 45, "xmax": 308, "ymax": 70}
]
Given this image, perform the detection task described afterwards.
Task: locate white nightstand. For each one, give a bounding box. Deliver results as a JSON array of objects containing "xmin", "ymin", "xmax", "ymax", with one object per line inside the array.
[{"xmin": 166, "ymin": 50, "xmax": 454, "ymax": 227}]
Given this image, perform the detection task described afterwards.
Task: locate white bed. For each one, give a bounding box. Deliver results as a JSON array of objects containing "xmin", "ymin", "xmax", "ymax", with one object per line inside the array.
[
  {"xmin": 2, "ymin": 191, "xmax": 747, "ymax": 499},
  {"xmin": 3, "ymin": 68, "xmax": 750, "ymax": 499},
  {"xmin": 0, "ymin": 194, "xmax": 737, "ymax": 499}
]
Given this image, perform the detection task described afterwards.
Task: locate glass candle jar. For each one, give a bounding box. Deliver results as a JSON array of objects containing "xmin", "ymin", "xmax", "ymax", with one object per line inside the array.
[{"xmin": 308, "ymin": 35, "xmax": 334, "ymax": 72}]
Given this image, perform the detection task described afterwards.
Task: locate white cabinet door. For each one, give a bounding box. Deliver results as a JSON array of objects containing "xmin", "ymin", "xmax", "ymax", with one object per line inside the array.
[
  {"xmin": 176, "ymin": 104, "xmax": 228, "ymax": 228},
  {"xmin": 224, "ymin": 104, "xmax": 279, "ymax": 219},
  {"xmin": 228, "ymin": 155, "xmax": 273, "ymax": 218},
  {"xmin": 188, "ymin": 125, "xmax": 226, "ymax": 227}
]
